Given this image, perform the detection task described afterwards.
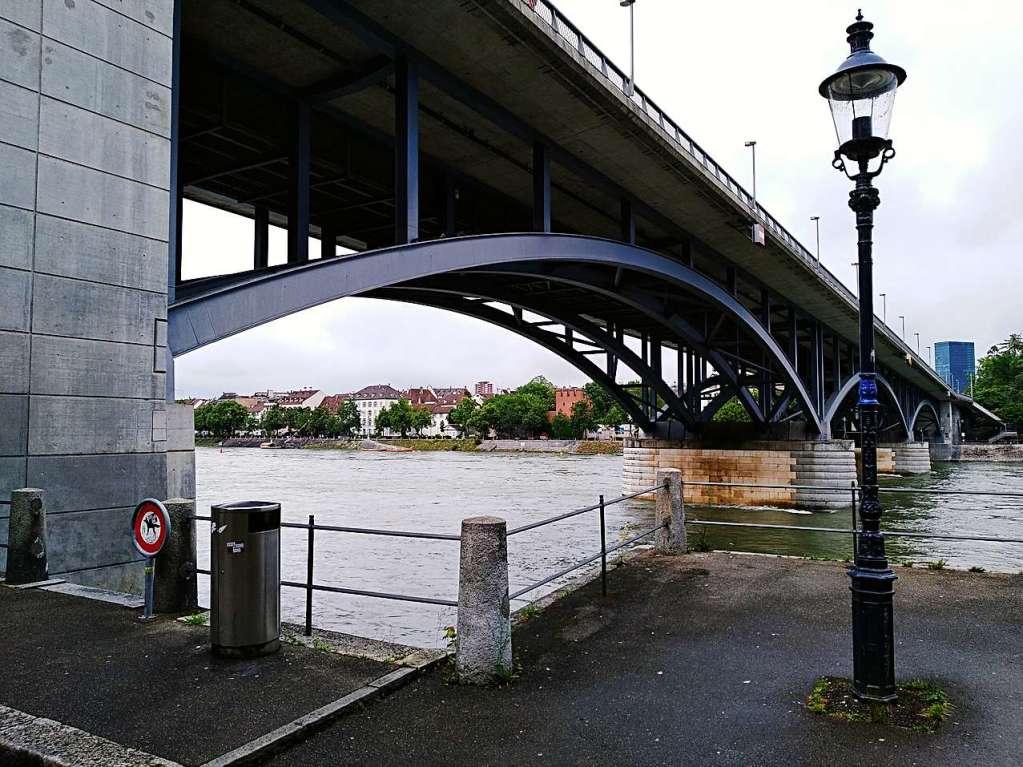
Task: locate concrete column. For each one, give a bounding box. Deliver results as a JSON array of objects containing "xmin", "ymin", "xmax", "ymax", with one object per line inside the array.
[
  {"xmin": 6, "ymin": 489, "xmax": 47, "ymax": 585},
  {"xmin": 456, "ymin": 516, "xmax": 512, "ymax": 684},
  {"xmin": 154, "ymin": 498, "xmax": 197, "ymax": 613},
  {"xmin": 654, "ymin": 469, "xmax": 686, "ymax": 554}
]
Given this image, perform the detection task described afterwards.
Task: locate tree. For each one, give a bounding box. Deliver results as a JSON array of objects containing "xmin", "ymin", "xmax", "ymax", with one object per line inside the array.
[
  {"xmin": 261, "ymin": 405, "xmax": 286, "ymax": 436},
  {"xmin": 447, "ymin": 396, "xmax": 479, "ymax": 436},
  {"xmin": 569, "ymin": 399, "xmax": 597, "ymax": 436},
  {"xmin": 411, "ymin": 405, "xmax": 433, "ymax": 436},
  {"xmin": 549, "ymin": 412, "xmax": 574, "ymax": 439},
  {"xmin": 377, "ymin": 398, "xmax": 418, "ymax": 437},
  {"xmin": 516, "ymin": 375, "xmax": 556, "ymax": 411},
  {"xmin": 335, "ymin": 400, "xmax": 361, "ymax": 438},
  {"xmin": 973, "ymin": 334, "xmax": 1023, "ymax": 428},
  {"xmin": 712, "ymin": 396, "xmax": 753, "ymax": 423},
  {"xmin": 194, "ymin": 400, "xmax": 250, "ymax": 439},
  {"xmin": 583, "ymin": 382, "xmax": 629, "ymax": 427},
  {"xmin": 468, "ymin": 390, "xmax": 551, "ymax": 438}
]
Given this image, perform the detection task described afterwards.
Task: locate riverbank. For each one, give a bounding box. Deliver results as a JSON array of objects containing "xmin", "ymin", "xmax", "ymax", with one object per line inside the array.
[
  {"xmin": 932, "ymin": 443, "xmax": 1023, "ymax": 462},
  {"xmin": 209, "ymin": 437, "xmax": 622, "ymax": 454},
  {"xmin": 6, "ymin": 553, "xmax": 1020, "ymax": 766}
]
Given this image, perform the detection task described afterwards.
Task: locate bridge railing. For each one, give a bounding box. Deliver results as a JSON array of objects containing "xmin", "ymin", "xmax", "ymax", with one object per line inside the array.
[{"xmin": 518, "ymin": 2, "xmax": 820, "ymax": 270}]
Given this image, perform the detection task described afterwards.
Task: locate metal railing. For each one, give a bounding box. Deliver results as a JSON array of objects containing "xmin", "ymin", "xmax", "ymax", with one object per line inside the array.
[
  {"xmin": 681, "ymin": 480, "xmax": 1023, "ymax": 558},
  {"xmin": 508, "ymin": 481, "xmax": 667, "ymax": 600},
  {"xmin": 192, "ymin": 514, "xmax": 460, "ymax": 637}
]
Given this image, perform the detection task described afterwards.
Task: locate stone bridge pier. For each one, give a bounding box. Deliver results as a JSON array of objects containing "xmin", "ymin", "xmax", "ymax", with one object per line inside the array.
[{"xmin": 624, "ymin": 437, "xmax": 931, "ymax": 512}]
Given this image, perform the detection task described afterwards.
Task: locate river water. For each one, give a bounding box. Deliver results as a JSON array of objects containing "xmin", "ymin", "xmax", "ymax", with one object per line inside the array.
[{"xmin": 194, "ymin": 448, "xmax": 1023, "ymax": 648}]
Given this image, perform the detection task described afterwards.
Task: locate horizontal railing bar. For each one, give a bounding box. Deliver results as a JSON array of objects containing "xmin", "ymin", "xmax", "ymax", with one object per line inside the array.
[
  {"xmin": 685, "ymin": 480, "xmax": 1023, "ymax": 499},
  {"xmin": 510, "ymin": 522, "xmax": 665, "ymax": 600},
  {"xmin": 684, "ymin": 481, "xmax": 853, "ymax": 493},
  {"xmin": 281, "ymin": 580, "xmax": 457, "ymax": 607},
  {"xmin": 280, "ymin": 522, "xmax": 460, "ymax": 541},
  {"xmin": 604, "ymin": 485, "xmax": 667, "ymax": 506},
  {"xmin": 49, "ymin": 558, "xmax": 146, "ymax": 576},
  {"xmin": 688, "ymin": 519, "xmax": 1023, "ymax": 544},
  {"xmin": 877, "ymin": 487, "xmax": 1023, "ymax": 499},
  {"xmin": 190, "ymin": 516, "xmax": 458, "ymax": 540},
  {"xmin": 508, "ymin": 483, "xmax": 664, "ymax": 536}
]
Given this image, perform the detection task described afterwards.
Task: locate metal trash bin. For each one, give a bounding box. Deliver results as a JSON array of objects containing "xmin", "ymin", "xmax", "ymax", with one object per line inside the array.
[{"xmin": 210, "ymin": 501, "xmax": 281, "ymax": 657}]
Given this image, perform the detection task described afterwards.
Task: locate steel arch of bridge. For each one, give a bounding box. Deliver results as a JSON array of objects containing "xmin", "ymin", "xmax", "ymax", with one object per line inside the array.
[{"xmin": 170, "ymin": 232, "xmax": 926, "ymax": 438}]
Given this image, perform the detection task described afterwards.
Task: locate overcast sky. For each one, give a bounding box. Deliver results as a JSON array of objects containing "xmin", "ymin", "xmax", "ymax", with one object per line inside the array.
[{"xmin": 175, "ymin": 1, "xmax": 1023, "ymax": 399}]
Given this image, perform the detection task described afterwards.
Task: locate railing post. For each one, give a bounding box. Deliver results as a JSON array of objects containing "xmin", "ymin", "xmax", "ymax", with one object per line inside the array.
[
  {"xmin": 599, "ymin": 494, "xmax": 607, "ymax": 597},
  {"xmin": 655, "ymin": 469, "xmax": 686, "ymax": 554},
  {"xmin": 155, "ymin": 498, "xmax": 198, "ymax": 613},
  {"xmin": 305, "ymin": 514, "xmax": 315, "ymax": 637},
  {"xmin": 6, "ymin": 489, "xmax": 47, "ymax": 585},
  {"xmin": 456, "ymin": 516, "xmax": 511, "ymax": 684}
]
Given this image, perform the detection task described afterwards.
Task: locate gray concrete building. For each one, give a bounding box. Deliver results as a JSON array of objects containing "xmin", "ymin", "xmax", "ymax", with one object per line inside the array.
[{"xmin": 0, "ymin": 0, "xmax": 191, "ymax": 590}]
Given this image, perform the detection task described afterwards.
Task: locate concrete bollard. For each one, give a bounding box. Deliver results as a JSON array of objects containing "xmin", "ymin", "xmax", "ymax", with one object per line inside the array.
[
  {"xmin": 6, "ymin": 489, "xmax": 47, "ymax": 585},
  {"xmin": 655, "ymin": 469, "xmax": 687, "ymax": 554},
  {"xmin": 456, "ymin": 516, "xmax": 512, "ymax": 684},
  {"xmin": 155, "ymin": 498, "xmax": 198, "ymax": 614}
]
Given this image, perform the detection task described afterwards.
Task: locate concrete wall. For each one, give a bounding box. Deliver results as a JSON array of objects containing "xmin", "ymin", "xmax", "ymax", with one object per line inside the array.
[
  {"xmin": 0, "ymin": 0, "xmax": 177, "ymax": 590},
  {"xmin": 931, "ymin": 443, "xmax": 1023, "ymax": 463},
  {"xmin": 623, "ymin": 439, "xmax": 859, "ymax": 511}
]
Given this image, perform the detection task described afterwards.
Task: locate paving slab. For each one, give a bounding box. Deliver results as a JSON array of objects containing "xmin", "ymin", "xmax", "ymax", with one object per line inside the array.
[
  {"xmin": 0, "ymin": 587, "xmax": 397, "ymax": 766},
  {"xmin": 271, "ymin": 552, "xmax": 1023, "ymax": 766}
]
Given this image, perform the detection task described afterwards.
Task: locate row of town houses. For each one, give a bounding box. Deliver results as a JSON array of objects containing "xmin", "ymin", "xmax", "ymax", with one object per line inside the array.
[{"xmin": 186, "ymin": 381, "xmax": 591, "ymax": 438}]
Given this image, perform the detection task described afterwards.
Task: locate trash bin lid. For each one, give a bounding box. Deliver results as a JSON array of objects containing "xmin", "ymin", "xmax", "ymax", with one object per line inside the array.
[{"xmin": 211, "ymin": 501, "xmax": 280, "ymax": 532}]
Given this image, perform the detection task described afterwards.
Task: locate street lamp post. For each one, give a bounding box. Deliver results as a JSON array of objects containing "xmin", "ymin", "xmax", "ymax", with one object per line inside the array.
[
  {"xmin": 879, "ymin": 292, "xmax": 886, "ymax": 323},
  {"xmin": 926, "ymin": 345, "xmax": 931, "ymax": 365},
  {"xmin": 899, "ymin": 315, "xmax": 905, "ymax": 339},
  {"xmin": 745, "ymin": 140, "xmax": 758, "ymax": 207},
  {"xmin": 810, "ymin": 215, "xmax": 821, "ymax": 262},
  {"xmin": 621, "ymin": 0, "xmax": 636, "ymax": 97},
  {"xmin": 820, "ymin": 10, "xmax": 906, "ymax": 703},
  {"xmin": 914, "ymin": 332, "xmax": 920, "ymax": 353}
]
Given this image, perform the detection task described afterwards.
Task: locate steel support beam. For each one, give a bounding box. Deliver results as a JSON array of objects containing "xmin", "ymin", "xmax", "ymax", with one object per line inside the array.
[
  {"xmin": 620, "ymin": 199, "xmax": 635, "ymax": 244},
  {"xmin": 288, "ymin": 100, "xmax": 311, "ymax": 264},
  {"xmin": 253, "ymin": 205, "xmax": 269, "ymax": 269},
  {"xmin": 394, "ymin": 56, "xmax": 419, "ymax": 245},
  {"xmin": 532, "ymin": 141, "xmax": 551, "ymax": 233}
]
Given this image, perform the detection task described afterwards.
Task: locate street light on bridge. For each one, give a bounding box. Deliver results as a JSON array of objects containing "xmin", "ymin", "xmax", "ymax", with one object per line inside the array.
[
  {"xmin": 879, "ymin": 292, "xmax": 886, "ymax": 323},
  {"xmin": 915, "ymin": 332, "xmax": 920, "ymax": 353},
  {"xmin": 620, "ymin": 0, "xmax": 636, "ymax": 97},
  {"xmin": 898, "ymin": 315, "xmax": 905, "ymax": 339},
  {"xmin": 820, "ymin": 9, "xmax": 906, "ymax": 703},
  {"xmin": 810, "ymin": 215, "xmax": 821, "ymax": 263}
]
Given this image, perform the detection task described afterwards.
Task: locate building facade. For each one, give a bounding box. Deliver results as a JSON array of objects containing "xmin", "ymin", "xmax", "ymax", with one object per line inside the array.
[
  {"xmin": 348, "ymin": 384, "xmax": 403, "ymax": 435},
  {"xmin": 474, "ymin": 381, "xmax": 495, "ymax": 398},
  {"xmin": 935, "ymin": 341, "xmax": 976, "ymax": 395},
  {"xmin": 553, "ymin": 387, "xmax": 588, "ymax": 417}
]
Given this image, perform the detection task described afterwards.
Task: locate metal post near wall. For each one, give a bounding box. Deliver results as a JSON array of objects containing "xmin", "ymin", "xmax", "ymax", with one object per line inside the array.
[
  {"xmin": 305, "ymin": 514, "xmax": 315, "ymax": 637},
  {"xmin": 599, "ymin": 494, "xmax": 607, "ymax": 597}
]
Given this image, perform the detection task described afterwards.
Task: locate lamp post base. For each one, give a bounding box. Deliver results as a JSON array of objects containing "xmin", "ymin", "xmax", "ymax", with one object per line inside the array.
[{"xmin": 849, "ymin": 565, "xmax": 898, "ymax": 702}]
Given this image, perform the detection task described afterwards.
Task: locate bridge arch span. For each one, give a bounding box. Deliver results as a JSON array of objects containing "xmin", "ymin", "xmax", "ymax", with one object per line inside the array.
[
  {"xmin": 170, "ymin": 233, "xmax": 824, "ymax": 435},
  {"xmin": 909, "ymin": 400, "xmax": 942, "ymax": 439},
  {"xmin": 824, "ymin": 373, "xmax": 910, "ymax": 441}
]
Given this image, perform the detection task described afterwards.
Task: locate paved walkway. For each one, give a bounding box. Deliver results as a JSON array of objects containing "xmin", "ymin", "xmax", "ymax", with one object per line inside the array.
[
  {"xmin": 270, "ymin": 553, "xmax": 1023, "ymax": 766},
  {"xmin": 0, "ymin": 585, "xmax": 406, "ymax": 765}
]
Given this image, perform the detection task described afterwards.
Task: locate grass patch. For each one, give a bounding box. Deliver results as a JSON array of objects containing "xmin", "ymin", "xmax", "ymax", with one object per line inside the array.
[
  {"xmin": 182, "ymin": 612, "xmax": 207, "ymax": 626},
  {"xmin": 312, "ymin": 638, "xmax": 334, "ymax": 652},
  {"xmin": 806, "ymin": 676, "xmax": 952, "ymax": 732},
  {"xmin": 382, "ymin": 439, "xmax": 478, "ymax": 452},
  {"xmin": 926, "ymin": 559, "xmax": 948, "ymax": 570}
]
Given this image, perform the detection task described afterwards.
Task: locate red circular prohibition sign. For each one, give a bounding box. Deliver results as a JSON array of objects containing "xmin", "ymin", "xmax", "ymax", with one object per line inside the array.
[{"xmin": 132, "ymin": 499, "xmax": 171, "ymax": 558}]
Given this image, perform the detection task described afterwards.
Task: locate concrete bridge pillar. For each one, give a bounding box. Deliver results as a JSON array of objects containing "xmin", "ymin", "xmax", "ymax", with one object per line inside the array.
[
  {"xmin": 623, "ymin": 438, "xmax": 857, "ymax": 512},
  {"xmin": 0, "ymin": 2, "xmax": 190, "ymax": 591}
]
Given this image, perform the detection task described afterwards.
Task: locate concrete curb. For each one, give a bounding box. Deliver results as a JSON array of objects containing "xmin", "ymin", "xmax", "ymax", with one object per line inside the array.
[
  {"xmin": 0, "ymin": 704, "xmax": 181, "ymax": 767},
  {"xmin": 197, "ymin": 656, "xmax": 449, "ymax": 766}
]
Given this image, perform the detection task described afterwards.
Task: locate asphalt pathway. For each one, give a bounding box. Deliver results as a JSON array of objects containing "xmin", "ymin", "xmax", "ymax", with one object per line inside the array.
[
  {"xmin": 271, "ymin": 552, "xmax": 1023, "ymax": 766},
  {"xmin": 0, "ymin": 587, "xmax": 394, "ymax": 765}
]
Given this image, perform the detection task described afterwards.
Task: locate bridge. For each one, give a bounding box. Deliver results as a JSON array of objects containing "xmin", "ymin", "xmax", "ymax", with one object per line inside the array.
[{"xmin": 0, "ymin": 0, "xmax": 999, "ymax": 586}]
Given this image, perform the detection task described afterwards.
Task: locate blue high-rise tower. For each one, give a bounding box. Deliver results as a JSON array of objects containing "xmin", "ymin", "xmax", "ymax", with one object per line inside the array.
[{"xmin": 935, "ymin": 341, "xmax": 976, "ymax": 394}]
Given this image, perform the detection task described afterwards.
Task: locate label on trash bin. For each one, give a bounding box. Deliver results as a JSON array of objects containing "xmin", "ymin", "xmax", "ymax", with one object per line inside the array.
[{"xmin": 226, "ymin": 541, "xmax": 245, "ymax": 554}]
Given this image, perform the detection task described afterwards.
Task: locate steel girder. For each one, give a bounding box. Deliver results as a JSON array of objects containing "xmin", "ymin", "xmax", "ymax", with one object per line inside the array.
[{"xmin": 169, "ymin": 233, "xmax": 826, "ymax": 434}]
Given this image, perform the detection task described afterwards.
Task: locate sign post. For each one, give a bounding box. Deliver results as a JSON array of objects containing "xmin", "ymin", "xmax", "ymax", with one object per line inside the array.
[{"xmin": 131, "ymin": 499, "xmax": 171, "ymax": 620}]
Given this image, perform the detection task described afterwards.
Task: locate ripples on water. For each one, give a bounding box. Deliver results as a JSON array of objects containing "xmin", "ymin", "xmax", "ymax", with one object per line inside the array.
[{"xmin": 195, "ymin": 448, "xmax": 1023, "ymax": 647}]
